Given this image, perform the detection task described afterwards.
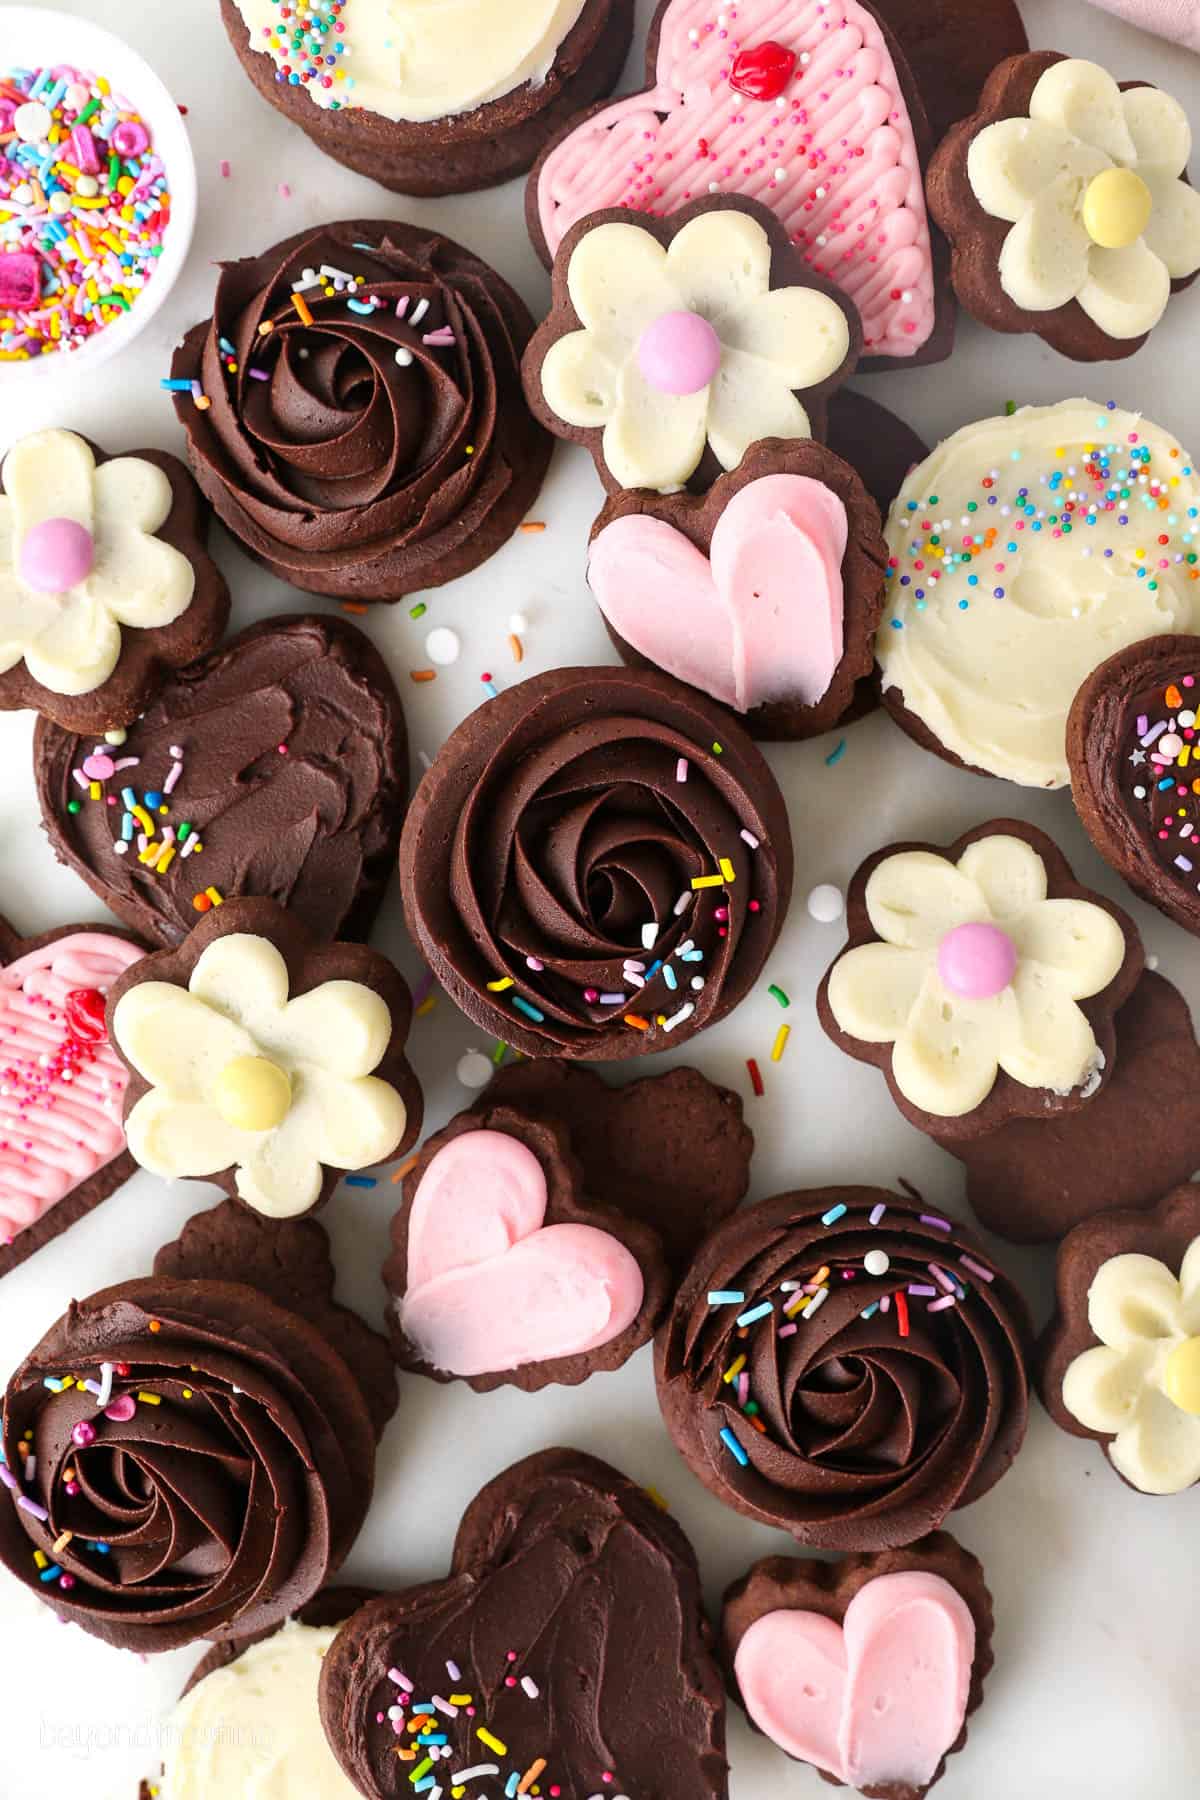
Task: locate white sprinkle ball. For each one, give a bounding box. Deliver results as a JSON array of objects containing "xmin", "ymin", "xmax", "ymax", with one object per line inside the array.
[
  {"xmin": 864, "ymin": 1249, "xmax": 890, "ymax": 1277},
  {"xmin": 456, "ymin": 1050, "xmax": 492, "ymax": 1089},
  {"xmin": 807, "ymin": 883, "xmax": 844, "ymax": 923},
  {"xmin": 425, "ymin": 627, "xmax": 461, "ymax": 666},
  {"xmin": 509, "ymin": 611, "xmax": 529, "ymax": 635}
]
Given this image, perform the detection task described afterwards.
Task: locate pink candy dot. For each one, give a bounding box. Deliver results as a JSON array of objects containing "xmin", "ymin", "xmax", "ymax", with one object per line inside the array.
[
  {"xmin": 937, "ymin": 922, "xmax": 1017, "ymax": 1000},
  {"xmin": 636, "ymin": 310, "xmax": 721, "ymax": 395},
  {"xmin": 104, "ymin": 1394, "xmax": 137, "ymax": 1422},
  {"xmin": 111, "ymin": 119, "xmax": 149, "ymax": 156},
  {"xmin": 82, "ymin": 753, "xmax": 116, "ymax": 782},
  {"xmin": 18, "ymin": 518, "xmax": 95, "ymax": 593},
  {"xmin": 70, "ymin": 1420, "xmax": 96, "ymax": 1448}
]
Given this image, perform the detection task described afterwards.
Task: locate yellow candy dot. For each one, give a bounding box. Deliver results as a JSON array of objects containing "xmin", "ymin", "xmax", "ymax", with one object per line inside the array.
[
  {"xmin": 1082, "ymin": 168, "xmax": 1153, "ymax": 250},
  {"xmin": 1164, "ymin": 1336, "xmax": 1200, "ymax": 1415},
  {"xmin": 212, "ymin": 1055, "xmax": 292, "ymax": 1132}
]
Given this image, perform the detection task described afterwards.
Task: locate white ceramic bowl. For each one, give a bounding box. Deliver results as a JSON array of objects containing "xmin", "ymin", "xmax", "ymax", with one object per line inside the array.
[{"xmin": 0, "ymin": 6, "xmax": 196, "ymax": 381}]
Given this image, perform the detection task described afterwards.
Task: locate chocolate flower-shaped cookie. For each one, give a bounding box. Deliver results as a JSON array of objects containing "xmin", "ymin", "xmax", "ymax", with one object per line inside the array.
[
  {"xmin": 0, "ymin": 1204, "xmax": 397, "ymax": 1651},
  {"xmin": 722, "ymin": 1534, "xmax": 994, "ymax": 1800},
  {"xmin": 171, "ymin": 220, "xmax": 551, "ymax": 601},
  {"xmin": 928, "ymin": 53, "xmax": 1200, "ymax": 360},
  {"xmin": 386, "ymin": 1104, "xmax": 671, "ymax": 1391},
  {"xmin": 400, "ymin": 666, "xmax": 793, "ymax": 1058},
  {"xmin": 588, "ymin": 437, "xmax": 888, "ymax": 739},
  {"xmin": 108, "ymin": 897, "xmax": 422, "ymax": 1216},
  {"xmin": 0, "ymin": 430, "xmax": 228, "ymax": 732},
  {"xmin": 317, "ymin": 1449, "xmax": 727, "ymax": 1800},
  {"xmin": 656, "ymin": 1189, "xmax": 1032, "ymax": 1550},
  {"xmin": 1040, "ymin": 1185, "xmax": 1200, "ymax": 1496},
  {"xmin": 523, "ymin": 196, "xmax": 860, "ymax": 493},
  {"xmin": 818, "ymin": 821, "xmax": 1142, "ymax": 1138}
]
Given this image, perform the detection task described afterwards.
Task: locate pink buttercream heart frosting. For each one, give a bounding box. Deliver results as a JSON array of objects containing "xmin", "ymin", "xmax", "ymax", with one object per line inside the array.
[
  {"xmin": 588, "ymin": 473, "xmax": 847, "ymax": 714},
  {"xmin": 0, "ymin": 932, "xmax": 143, "ymax": 1244},
  {"xmin": 399, "ymin": 1129, "xmax": 646, "ymax": 1376},
  {"xmin": 535, "ymin": 0, "xmax": 936, "ymax": 359},
  {"xmin": 734, "ymin": 1571, "xmax": 975, "ymax": 1791}
]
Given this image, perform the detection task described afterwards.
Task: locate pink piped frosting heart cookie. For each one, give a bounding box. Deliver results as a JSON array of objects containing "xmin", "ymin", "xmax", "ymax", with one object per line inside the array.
[{"xmin": 531, "ymin": 0, "xmax": 940, "ymax": 362}]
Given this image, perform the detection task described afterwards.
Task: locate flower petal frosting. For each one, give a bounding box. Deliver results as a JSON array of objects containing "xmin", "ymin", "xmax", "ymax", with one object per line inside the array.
[
  {"xmin": 826, "ymin": 833, "xmax": 1129, "ymax": 1119},
  {"xmin": 1062, "ymin": 1236, "xmax": 1200, "ymax": 1493},
  {"xmin": 536, "ymin": 208, "xmax": 852, "ymax": 491},
  {"xmin": 966, "ymin": 58, "xmax": 1200, "ymax": 340},
  {"xmin": 115, "ymin": 933, "xmax": 409, "ymax": 1218},
  {"xmin": 0, "ymin": 430, "xmax": 194, "ymax": 697}
]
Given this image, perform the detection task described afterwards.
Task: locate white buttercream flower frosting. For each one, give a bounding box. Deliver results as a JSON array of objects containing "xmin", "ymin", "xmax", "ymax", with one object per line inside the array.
[
  {"xmin": 967, "ymin": 58, "xmax": 1200, "ymax": 339},
  {"xmin": 826, "ymin": 833, "xmax": 1127, "ymax": 1118},
  {"xmin": 1062, "ymin": 1236, "xmax": 1200, "ymax": 1495},
  {"xmin": 114, "ymin": 932, "xmax": 408, "ymax": 1217},
  {"xmin": 0, "ymin": 429, "xmax": 195, "ymax": 697},
  {"xmin": 539, "ymin": 209, "xmax": 852, "ymax": 492}
]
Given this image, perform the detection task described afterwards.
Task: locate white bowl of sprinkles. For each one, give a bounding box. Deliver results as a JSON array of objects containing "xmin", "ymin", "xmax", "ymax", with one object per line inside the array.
[{"xmin": 0, "ymin": 7, "xmax": 196, "ymax": 377}]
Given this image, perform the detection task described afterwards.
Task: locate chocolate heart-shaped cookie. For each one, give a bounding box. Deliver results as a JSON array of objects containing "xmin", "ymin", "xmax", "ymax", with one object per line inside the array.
[
  {"xmin": 35, "ymin": 613, "xmax": 408, "ymax": 948},
  {"xmin": 386, "ymin": 1105, "xmax": 671, "ymax": 1391},
  {"xmin": 318, "ymin": 1448, "xmax": 728, "ymax": 1800},
  {"xmin": 0, "ymin": 913, "xmax": 146, "ymax": 1279}
]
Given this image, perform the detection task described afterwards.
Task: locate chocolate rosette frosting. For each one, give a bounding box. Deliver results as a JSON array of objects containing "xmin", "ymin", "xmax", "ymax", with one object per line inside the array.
[
  {"xmin": 400, "ymin": 666, "xmax": 793, "ymax": 1058},
  {"xmin": 170, "ymin": 220, "xmax": 551, "ymax": 601},
  {"xmin": 656, "ymin": 1189, "xmax": 1031, "ymax": 1550},
  {"xmin": 0, "ymin": 1274, "xmax": 379, "ymax": 1652}
]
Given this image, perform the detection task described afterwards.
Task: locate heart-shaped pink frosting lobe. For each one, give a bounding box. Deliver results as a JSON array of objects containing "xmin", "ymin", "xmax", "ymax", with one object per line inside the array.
[
  {"xmin": 588, "ymin": 474, "xmax": 847, "ymax": 713},
  {"xmin": 400, "ymin": 1129, "xmax": 645, "ymax": 1376},
  {"xmin": 735, "ymin": 1572, "xmax": 975, "ymax": 1788}
]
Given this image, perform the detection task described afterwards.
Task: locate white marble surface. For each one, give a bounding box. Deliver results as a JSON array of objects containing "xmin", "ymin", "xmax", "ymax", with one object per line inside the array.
[{"xmin": 1, "ymin": 0, "xmax": 1198, "ymax": 1795}]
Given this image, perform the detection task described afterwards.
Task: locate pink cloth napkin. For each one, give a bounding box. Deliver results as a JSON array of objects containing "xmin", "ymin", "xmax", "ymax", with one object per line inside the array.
[{"xmin": 1086, "ymin": 0, "xmax": 1200, "ymax": 51}]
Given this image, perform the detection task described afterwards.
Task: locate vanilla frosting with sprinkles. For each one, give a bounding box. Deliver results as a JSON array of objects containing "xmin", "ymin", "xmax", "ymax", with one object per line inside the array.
[{"xmin": 878, "ymin": 399, "xmax": 1200, "ymax": 787}]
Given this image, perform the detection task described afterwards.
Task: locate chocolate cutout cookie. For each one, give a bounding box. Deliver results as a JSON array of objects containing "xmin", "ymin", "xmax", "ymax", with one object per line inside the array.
[
  {"xmin": 36, "ymin": 614, "xmax": 409, "ymax": 949},
  {"xmin": 318, "ymin": 1448, "xmax": 728, "ymax": 1800}
]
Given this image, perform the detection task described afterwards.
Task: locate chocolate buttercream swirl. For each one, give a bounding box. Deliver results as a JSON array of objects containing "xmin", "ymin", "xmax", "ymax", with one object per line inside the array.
[
  {"xmin": 0, "ymin": 1276, "xmax": 378, "ymax": 1652},
  {"xmin": 401, "ymin": 667, "xmax": 793, "ymax": 1058},
  {"xmin": 656, "ymin": 1190, "xmax": 1031, "ymax": 1550},
  {"xmin": 170, "ymin": 219, "xmax": 551, "ymax": 601},
  {"xmin": 35, "ymin": 615, "xmax": 407, "ymax": 949}
]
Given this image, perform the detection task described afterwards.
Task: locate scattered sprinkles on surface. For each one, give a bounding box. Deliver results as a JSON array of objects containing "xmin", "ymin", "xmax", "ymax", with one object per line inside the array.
[{"xmin": 0, "ymin": 63, "xmax": 171, "ymax": 360}]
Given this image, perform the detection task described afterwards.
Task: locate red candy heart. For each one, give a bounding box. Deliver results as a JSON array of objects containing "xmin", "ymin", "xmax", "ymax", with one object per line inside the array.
[
  {"xmin": 729, "ymin": 41, "xmax": 796, "ymax": 102},
  {"xmin": 65, "ymin": 986, "xmax": 108, "ymax": 1044}
]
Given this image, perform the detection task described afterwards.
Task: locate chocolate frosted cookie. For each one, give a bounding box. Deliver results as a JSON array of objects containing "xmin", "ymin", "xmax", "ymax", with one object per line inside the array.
[
  {"xmin": 0, "ymin": 917, "xmax": 145, "ymax": 1280},
  {"xmin": 928, "ymin": 54, "xmax": 1200, "ymax": 362},
  {"xmin": 522, "ymin": 195, "xmax": 860, "ymax": 495},
  {"xmin": 818, "ymin": 821, "xmax": 1142, "ymax": 1140},
  {"xmin": 36, "ymin": 615, "xmax": 408, "ymax": 948},
  {"xmin": 588, "ymin": 437, "xmax": 888, "ymax": 739},
  {"xmin": 945, "ymin": 972, "xmax": 1200, "ymax": 1245},
  {"xmin": 0, "ymin": 1207, "xmax": 396, "ymax": 1651},
  {"xmin": 107, "ymin": 897, "xmax": 421, "ymax": 1219},
  {"xmin": 723, "ymin": 1533, "xmax": 994, "ymax": 1800},
  {"xmin": 151, "ymin": 1590, "xmax": 374, "ymax": 1800},
  {"xmin": 1039, "ymin": 1186, "xmax": 1200, "ymax": 1496},
  {"xmin": 1069, "ymin": 634, "xmax": 1200, "ymax": 938},
  {"xmin": 400, "ymin": 666, "xmax": 793, "ymax": 1059},
  {"xmin": 655, "ymin": 1189, "xmax": 1032, "ymax": 1550},
  {"xmin": 218, "ymin": 0, "xmax": 634, "ymax": 197},
  {"xmin": 386, "ymin": 1104, "xmax": 670, "ymax": 1391},
  {"xmin": 482, "ymin": 1059, "xmax": 753, "ymax": 1272},
  {"xmin": 0, "ymin": 429, "xmax": 228, "ymax": 733},
  {"xmin": 317, "ymin": 1448, "xmax": 728, "ymax": 1800},
  {"xmin": 171, "ymin": 221, "xmax": 550, "ymax": 601}
]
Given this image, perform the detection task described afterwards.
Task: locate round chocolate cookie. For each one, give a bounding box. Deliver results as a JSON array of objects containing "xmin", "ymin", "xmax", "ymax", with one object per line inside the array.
[
  {"xmin": 317, "ymin": 1448, "xmax": 727, "ymax": 1800},
  {"xmin": 35, "ymin": 615, "xmax": 409, "ymax": 950},
  {"xmin": 385, "ymin": 1104, "xmax": 672, "ymax": 1392},
  {"xmin": 218, "ymin": 0, "xmax": 635, "ymax": 197},
  {"xmin": 0, "ymin": 1248, "xmax": 392, "ymax": 1651},
  {"xmin": 1068, "ymin": 634, "xmax": 1200, "ymax": 939},
  {"xmin": 400, "ymin": 666, "xmax": 793, "ymax": 1059},
  {"xmin": 170, "ymin": 221, "xmax": 550, "ymax": 601},
  {"xmin": 722, "ymin": 1533, "xmax": 994, "ymax": 1800},
  {"xmin": 655, "ymin": 1188, "xmax": 1032, "ymax": 1550}
]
